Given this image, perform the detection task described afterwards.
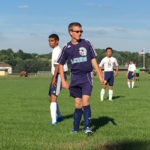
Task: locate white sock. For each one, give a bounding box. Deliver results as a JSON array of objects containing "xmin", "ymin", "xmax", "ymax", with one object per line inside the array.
[
  {"xmin": 109, "ymin": 90, "xmax": 113, "ymax": 100},
  {"xmin": 100, "ymin": 89, "xmax": 105, "ymax": 101},
  {"xmin": 132, "ymin": 81, "xmax": 135, "ymax": 88},
  {"xmin": 128, "ymin": 81, "xmax": 130, "ymax": 88},
  {"xmin": 50, "ymin": 102, "xmax": 57, "ymax": 124},
  {"xmin": 56, "ymin": 101, "xmax": 61, "ymax": 117}
]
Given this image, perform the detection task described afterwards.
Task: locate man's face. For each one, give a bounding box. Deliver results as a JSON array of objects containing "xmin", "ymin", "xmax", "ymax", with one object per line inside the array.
[
  {"xmin": 49, "ymin": 38, "xmax": 58, "ymax": 48},
  {"xmin": 106, "ymin": 49, "xmax": 112, "ymax": 57},
  {"xmin": 70, "ymin": 26, "xmax": 82, "ymax": 41}
]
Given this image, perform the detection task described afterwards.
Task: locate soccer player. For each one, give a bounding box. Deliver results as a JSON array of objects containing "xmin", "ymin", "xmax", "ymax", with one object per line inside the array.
[
  {"xmin": 135, "ymin": 66, "xmax": 140, "ymax": 81},
  {"xmin": 48, "ymin": 34, "xmax": 68, "ymax": 125},
  {"xmin": 127, "ymin": 60, "xmax": 136, "ymax": 88},
  {"xmin": 99, "ymin": 47, "xmax": 119, "ymax": 101},
  {"xmin": 57, "ymin": 22, "xmax": 105, "ymax": 134}
]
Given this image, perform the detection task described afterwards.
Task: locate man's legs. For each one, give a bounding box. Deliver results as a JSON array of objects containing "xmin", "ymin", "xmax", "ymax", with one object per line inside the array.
[
  {"xmin": 100, "ymin": 85, "xmax": 106, "ymax": 101},
  {"xmin": 73, "ymin": 98, "xmax": 82, "ymax": 132},
  {"xmin": 109, "ymin": 86, "xmax": 113, "ymax": 101},
  {"xmin": 49, "ymin": 94, "xmax": 57, "ymax": 124},
  {"xmin": 82, "ymin": 95, "xmax": 92, "ymax": 134}
]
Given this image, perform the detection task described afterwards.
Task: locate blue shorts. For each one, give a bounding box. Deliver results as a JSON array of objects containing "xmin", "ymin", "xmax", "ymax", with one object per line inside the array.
[
  {"xmin": 128, "ymin": 71, "xmax": 134, "ymax": 80},
  {"xmin": 104, "ymin": 71, "xmax": 114, "ymax": 86},
  {"xmin": 49, "ymin": 72, "xmax": 67, "ymax": 96},
  {"xmin": 69, "ymin": 72, "xmax": 93, "ymax": 98}
]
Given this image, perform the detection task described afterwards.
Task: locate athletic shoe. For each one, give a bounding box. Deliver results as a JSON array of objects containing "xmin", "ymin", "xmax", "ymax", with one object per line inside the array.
[
  {"xmin": 57, "ymin": 116, "xmax": 64, "ymax": 122},
  {"xmin": 84, "ymin": 127, "xmax": 93, "ymax": 135},
  {"xmin": 71, "ymin": 129, "xmax": 78, "ymax": 134}
]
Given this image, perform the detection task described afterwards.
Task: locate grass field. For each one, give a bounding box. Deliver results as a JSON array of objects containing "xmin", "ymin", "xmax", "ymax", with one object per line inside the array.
[{"xmin": 0, "ymin": 72, "xmax": 150, "ymax": 150}]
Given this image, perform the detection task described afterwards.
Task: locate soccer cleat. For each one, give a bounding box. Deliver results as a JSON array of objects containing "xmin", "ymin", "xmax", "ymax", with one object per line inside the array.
[
  {"xmin": 109, "ymin": 99, "xmax": 113, "ymax": 101},
  {"xmin": 71, "ymin": 129, "xmax": 78, "ymax": 134},
  {"xmin": 84, "ymin": 127, "xmax": 93, "ymax": 135},
  {"xmin": 57, "ymin": 116, "xmax": 64, "ymax": 122}
]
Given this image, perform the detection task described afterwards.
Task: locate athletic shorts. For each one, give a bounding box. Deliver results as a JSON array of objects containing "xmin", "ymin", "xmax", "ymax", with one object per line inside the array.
[
  {"xmin": 69, "ymin": 72, "xmax": 93, "ymax": 98},
  {"xmin": 49, "ymin": 72, "xmax": 67, "ymax": 96},
  {"xmin": 104, "ymin": 71, "xmax": 114, "ymax": 86},
  {"xmin": 128, "ymin": 71, "xmax": 134, "ymax": 80},
  {"xmin": 136, "ymin": 73, "xmax": 139, "ymax": 77}
]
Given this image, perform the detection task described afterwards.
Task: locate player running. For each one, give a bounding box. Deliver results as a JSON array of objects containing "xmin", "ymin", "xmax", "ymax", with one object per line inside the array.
[
  {"xmin": 48, "ymin": 34, "xmax": 68, "ymax": 125},
  {"xmin": 57, "ymin": 22, "xmax": 105, "ymax": 135},
  {"xmin": 99, "ymin": 47, "xmax": 119, "ymax": 101},
  {"xmin": 127, "ymin": 60, "xmax": 136, "ymax": 88}
]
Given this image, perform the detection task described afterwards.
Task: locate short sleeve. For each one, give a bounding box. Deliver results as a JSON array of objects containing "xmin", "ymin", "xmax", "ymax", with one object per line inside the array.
[
  {"xmin": 99, "ymin": 59, "xmax": 104, "ymax": 68},
  {"xmin": 53, "ymin": 48, "xmax": 61, "ymax": 65},
  {"xmin": 86, "ymin": 40, "xmax": 97, "ymax": 59},
  {"xmin": 114, "ymin": 58, "xmax": 119, "ymax": 67},
  {"xmin": 57, "ymin": 45, "xmax": 67, "ymax": 65}
]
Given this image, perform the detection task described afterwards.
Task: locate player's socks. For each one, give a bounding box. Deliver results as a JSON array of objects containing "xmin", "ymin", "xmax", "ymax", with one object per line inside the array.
[
  {"xmin": 50, "ymin": 102, "xmax": 57, "ymax": 124},
  {"xmin": 128, "ymin": 81, "xmax": 130, "ymax": 88},
  {"xmin": 132, "ymin": 81, "xmax": 135, "ymax": 88},
  {"xmin": 109, "ymin": 90, "xmax": 113, "ymax": 101},
  {"xmin": 83, "ymin": 105, "xmax": 91, "ymax": 130},
  {"xmin": 73, "ymin": 108, "xmax": 82, "ymax": 131},
  {"xmin": 100, "ymin": 89, "xmax": 105, "ymax": 101}
]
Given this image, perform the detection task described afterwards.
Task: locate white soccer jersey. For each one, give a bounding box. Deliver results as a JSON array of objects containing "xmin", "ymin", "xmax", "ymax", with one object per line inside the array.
[
  {"xmin": 128, "ymin": 64, "xmax": 136, "ymax": 72},
  {"xmin": 99, "ymin": 56, "xmax": 118, "ymax": 72},
  {"xmin": 51, "ymin": 46, "xmax": 68, "ymax": 75}
]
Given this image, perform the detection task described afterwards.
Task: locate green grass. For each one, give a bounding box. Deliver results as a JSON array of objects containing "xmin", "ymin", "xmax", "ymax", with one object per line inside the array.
[{"xmin": 0, "ymin": 73, "xmax": 150, "ymax": 150}]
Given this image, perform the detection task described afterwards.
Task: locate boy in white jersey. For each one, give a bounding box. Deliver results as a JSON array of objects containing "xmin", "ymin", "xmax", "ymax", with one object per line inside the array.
[
  {"xmin": 127, "ymin": 60, "xmax": 136, "ymax": 88},
  {"xmin": 48, "ymin": 34, "xmax": 68, "ymax": 125},
  {"xmin": 99, "ymin": 47, "xmax": 119, "ymax": 101}
]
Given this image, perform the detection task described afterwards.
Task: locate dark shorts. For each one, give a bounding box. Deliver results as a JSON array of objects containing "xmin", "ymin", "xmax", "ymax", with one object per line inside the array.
[
  {"xmin": 128, "ymin": 71, "xmax": 134, "ymax": 80},
  {"xmin": 69, "ymin": 72, "xmax": 93, "ymax": 98},
  {"xmin": 136, "ymin": 73, "xmax": 139, "ymax": 77},
  {"xmin": 49, "ymin": 72, "xmax": 67, "ymax": 96},
  {"xmin": 104, "ymin": 71, "xmax": 114, "ymax": 86}
]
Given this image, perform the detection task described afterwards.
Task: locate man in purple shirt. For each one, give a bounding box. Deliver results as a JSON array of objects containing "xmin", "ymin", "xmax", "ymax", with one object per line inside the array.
[{"xmin": 58, "ymin": 22, "xmax": 104, "ymax": 135}]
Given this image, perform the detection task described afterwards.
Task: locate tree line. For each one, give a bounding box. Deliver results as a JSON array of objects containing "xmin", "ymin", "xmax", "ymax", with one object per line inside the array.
[{"xmin": 0, "ymin": 48, "xmax": 150, "ymax": 73}]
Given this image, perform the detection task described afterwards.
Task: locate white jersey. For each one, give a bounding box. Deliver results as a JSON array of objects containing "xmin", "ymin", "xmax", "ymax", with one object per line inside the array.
[
  {"xmin": 128, "ymin": 64, "xmax": 136, "ymax": 72},
  {"xmin": 99, "ymin": 56, "xmax": 118, "ymax": 72},
  {"xmin": 51, "ymin": 46, "xmax": 68, "ymax": 75}
]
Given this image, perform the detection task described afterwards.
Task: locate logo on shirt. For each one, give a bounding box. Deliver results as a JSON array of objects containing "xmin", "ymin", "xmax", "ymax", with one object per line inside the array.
[{"xmin": 79, "ymin": 47, "xmax": 87, "ymax": 56}]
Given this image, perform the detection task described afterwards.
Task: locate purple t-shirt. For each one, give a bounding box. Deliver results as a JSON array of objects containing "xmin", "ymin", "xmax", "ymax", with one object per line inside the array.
[{"xmin": 57, "ymin": 39, "xmax": 97, "ymax": 74}]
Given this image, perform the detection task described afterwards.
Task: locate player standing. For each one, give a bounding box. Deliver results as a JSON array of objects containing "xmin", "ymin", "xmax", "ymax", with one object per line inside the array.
[
  {"xmin": 48, "ymin": 34, "xmax": 68, "ymax": 125},
  {"xmin": 135, "ymin": 66, "xmax": 140, "ymax": 81},
  {"xmin": 99, "ymin": 47, "xmax": 119, "ymax": 101},
  {"xmin": 127, "ymin": 60, "xmax": 136, "ymax": 88},
  {"xmin": 57, "ymin": 22, "xmax": 104, "ymax": 134}
]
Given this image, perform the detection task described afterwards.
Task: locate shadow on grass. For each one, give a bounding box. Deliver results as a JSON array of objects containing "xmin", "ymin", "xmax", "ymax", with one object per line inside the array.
[
  {"xmin": 91, "ymin": 116, "xmax": 117, "ymax": 132},
  {"xmin": 94, "ymin": 140, "xmax": 150, "ymax": 150},
  {"xmin": 63, "ymin": 114, "xmax": 73, "ymax": 120},
  {"xmin": 112, "ymin": 95, "xmax": 125, "ymax": 100}
]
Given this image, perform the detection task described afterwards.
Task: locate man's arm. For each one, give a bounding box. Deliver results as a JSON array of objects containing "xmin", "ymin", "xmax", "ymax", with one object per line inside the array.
[
  {"xmin": 59, "ymin": 64, "xmax": 69, "ymax": 89},
  {"xmin": 51, "ymin": 64, "xmax": 59, "ymax": 87},
  {"xmin": 91, "ymin": 58, "xmax": 104, "ymax": 83},
  {"xmin": 114, "ymin": 66, "xmax": 119, "ymax": 77}
]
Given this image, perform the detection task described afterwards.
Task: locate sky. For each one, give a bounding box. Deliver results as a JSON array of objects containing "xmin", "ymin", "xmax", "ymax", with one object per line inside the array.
[{"xmin": 0, "ymin": 0, "xmax": 150, "ymax": 54}]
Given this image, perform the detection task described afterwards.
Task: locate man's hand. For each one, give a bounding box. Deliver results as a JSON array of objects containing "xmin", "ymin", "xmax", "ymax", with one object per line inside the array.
[
  {"xmin": 51, "ymin": 77, "xmax": 56, "ymax": 87},
  {"xmin": 62, "ymin": 80, "xmax": 69, "ymax": 90}
]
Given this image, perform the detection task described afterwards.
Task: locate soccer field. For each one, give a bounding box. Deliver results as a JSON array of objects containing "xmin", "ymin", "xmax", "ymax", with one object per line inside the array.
[{"xmin": 0, "ymin": 72, "xmax": 150, "ymax": 150}]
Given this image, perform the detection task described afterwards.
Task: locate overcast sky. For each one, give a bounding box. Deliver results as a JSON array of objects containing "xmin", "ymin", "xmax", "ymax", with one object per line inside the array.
[{"xmin": 0, "ymin": 0, "xmax": 150, "ymax": 54}]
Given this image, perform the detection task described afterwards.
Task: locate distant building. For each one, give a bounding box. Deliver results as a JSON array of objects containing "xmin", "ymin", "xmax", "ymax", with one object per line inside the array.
[{"xmin": 0, "ymin": 62, "xmax": 12, "ymax": 76}]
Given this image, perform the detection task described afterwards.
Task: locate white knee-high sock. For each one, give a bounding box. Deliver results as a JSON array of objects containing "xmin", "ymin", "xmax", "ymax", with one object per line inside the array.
[
  {"xmin": 109, "ymin": 90, "xmax": 113, "ymax": 100},
  {"xmin": 50, "ymin": 102, "xmax": 57, "ymax": 124},
  {"xmin": 100, "ymin": 89, "xmax": 105, "ymax": 101},
  {"xmin": 128, "ymin": 81, "xmax": 130, "ymax": 88},
  {"xmin": 132, "ymin": 81, "xmax": 135, "ymax": 88},
  {"xmin": 56, "ymin": 101, "xmax": 61, "ymax": 117}
]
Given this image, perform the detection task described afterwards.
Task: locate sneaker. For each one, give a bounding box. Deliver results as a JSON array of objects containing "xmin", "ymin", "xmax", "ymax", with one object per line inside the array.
[
  {"xmin": 57, "ymin": 116, "xmax": 64, "ymax": 122},
  {"xmin": 71, "ymin": 129, "xmax": 78, "ymax": 134},
  {"xmin": 84, "ymin": 127, "xmax": 93, "ymax": 135}
]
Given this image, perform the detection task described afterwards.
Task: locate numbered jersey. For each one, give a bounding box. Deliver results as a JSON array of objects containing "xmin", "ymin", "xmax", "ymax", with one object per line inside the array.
[{"xmin": 99, "ymin": 57, "xmax": 118, "ymax": 72}]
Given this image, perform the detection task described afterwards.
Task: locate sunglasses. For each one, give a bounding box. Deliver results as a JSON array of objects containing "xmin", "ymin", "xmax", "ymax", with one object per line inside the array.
[{"xmin": 71, "ymin": 30, "xmax": 83, "ymax": 33}]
